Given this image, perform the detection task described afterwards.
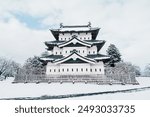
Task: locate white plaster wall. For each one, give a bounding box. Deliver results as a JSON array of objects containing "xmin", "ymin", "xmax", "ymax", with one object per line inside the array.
[
  {"xmin": 52, "ymin": 46, "xmax": 62, "ymax": 55},
  {"xmin": 62, "ymin": 47, "xmax": 87, "ymax": 56},
  {"xmin": 59, "ymin": 32, "xmax": 92, "ymax": 41},
  {"xmin": 46, "ymin": 62, "xmax": 104, "ymax": 75},
  {"xmin": 87, "ymin": 45, "xmax": 97, "ymax": 55},
  {"xmin": 49, "ymin": 45, "xmax": 97, "ymax": 56}
]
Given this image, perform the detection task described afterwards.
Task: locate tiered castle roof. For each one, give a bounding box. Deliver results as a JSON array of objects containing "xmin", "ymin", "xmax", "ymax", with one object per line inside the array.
[{"xmin": 40, "ymin": 23, "xmax": 110, "ymax": 64}]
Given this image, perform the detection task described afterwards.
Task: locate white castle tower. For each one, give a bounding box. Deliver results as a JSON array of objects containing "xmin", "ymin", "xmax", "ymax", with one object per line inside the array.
[
  {"xmin": 14, "ymin": 23, "xmax": 138, "ymax": 84},
  {"xmin": 40, "ymin": 23, "xmax": 110, "ymax": 77}
]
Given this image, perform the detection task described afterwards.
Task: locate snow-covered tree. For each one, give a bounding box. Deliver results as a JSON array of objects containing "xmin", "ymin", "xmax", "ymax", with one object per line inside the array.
[
  {"xmin": 0, "ymin": 57, "xmax": 10, "ymax": 77},
  {"xmin": 106, "ymin": 44, "xmax": 121, "ymax": 66},
  {"xmin": 23, "ymin": 56, "xmax": 45, "ymax": 75},
  {"xmin": 105, "ymin": 62, "xmax": 135, "ymax": 75},
  {"xmin": 3, "ymin": 61, "xmax": 20, "ymax": 77},
  {"xmin": 0, "ymin": 57, "xmax": 21, "ymax": 79},
  {"xmin": 144, "ymin": 64, "xmax": 150, "ymax": 77},
  {"xmin": 133, "ymin": 65, "xmax": 141, "ymax": 76}
]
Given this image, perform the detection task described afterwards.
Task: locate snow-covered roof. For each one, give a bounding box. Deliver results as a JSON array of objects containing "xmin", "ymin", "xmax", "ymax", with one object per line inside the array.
[
  {"xmin": 58, "ymin": 35, "xmax": 92, "ymax": 48},
  {"xmin": 45, "ymin": 38, "xmax": 105, "ymax": 51},
  {"xmin": 50, "ymin": 23, "xmax": 100, "ymax": 40},
  {"xmin": 53, "ymin": 51, "xmax": 96, "ymax": 64}
]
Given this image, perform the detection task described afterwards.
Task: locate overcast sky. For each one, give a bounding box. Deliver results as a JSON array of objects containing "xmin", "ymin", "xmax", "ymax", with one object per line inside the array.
[{"xmin": 0, "ymin": 0, "xmax": 150, "ymax": 70}]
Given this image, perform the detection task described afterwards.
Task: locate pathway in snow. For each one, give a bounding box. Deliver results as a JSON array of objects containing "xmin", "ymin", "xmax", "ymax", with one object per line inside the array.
[{"xmin": 1, "ymin": 86, "xmax": 150, "ymax": 100}]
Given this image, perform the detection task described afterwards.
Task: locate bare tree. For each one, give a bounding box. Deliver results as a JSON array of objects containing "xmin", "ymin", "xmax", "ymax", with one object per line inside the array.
[
  {"xmin": 133, "ymin": 65, "xmax": 141, "ymax": 76},
  {"xmin": 0, "ymin": 57, "xmax": 10, "ymax": 77},
  {"xmin": 144, "ymin": 64, "xmax": 150, "ymax": 77},
  {"xmin": 0, "ymin": 57, "xmax": 21, "ymax": 79}
]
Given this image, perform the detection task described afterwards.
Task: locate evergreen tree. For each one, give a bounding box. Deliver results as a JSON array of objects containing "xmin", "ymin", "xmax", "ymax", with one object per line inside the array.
[{"xmin": 106, "ymin": 44, "xmax": 121, "ymax": 66}]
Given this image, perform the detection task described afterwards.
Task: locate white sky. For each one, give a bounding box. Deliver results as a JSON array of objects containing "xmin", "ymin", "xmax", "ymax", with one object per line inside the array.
[{"xmin": 0, "ymin": 0, "xmax": 150, "ymax": 70}]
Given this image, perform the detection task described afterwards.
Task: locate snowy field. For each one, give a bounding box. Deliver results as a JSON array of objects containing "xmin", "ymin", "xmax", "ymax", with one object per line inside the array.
[{"xmin": 0, "ymin": 77, "xmax": 150, "ymax": 100}]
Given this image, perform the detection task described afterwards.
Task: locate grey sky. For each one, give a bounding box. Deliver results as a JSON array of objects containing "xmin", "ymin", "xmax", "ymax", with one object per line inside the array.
[{"xmin": 0, "ymin": 0, "xmax": 150, "ymax": 70}]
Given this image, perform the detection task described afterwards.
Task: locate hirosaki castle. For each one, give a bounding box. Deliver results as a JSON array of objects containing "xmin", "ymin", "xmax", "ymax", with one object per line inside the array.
[
  {"xmin": 14, "ymin": 22, "xmax": 138, "ymax": 84},
  {"xmin": 40, "ymin": 23, "xmax": 110, "ymax": 76}
]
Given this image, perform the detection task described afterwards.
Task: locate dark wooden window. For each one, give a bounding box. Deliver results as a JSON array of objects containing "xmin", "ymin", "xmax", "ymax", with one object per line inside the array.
[{"xmin": 76, "ymin": 68, "xmax": 78, "ymax": 72}]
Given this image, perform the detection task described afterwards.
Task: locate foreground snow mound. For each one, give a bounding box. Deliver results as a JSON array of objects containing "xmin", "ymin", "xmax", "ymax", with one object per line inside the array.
[{"xmin": 0, "ymin": 77, "xmax": 150, "ymax": 99}]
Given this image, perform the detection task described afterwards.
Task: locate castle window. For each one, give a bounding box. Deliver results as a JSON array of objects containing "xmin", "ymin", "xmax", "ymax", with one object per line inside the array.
[
  {"xmin": 81, "ymin": 68, "xmax": 83, "ymax": 71},
  {"xmin": 67, "ymin": 69, "xmax": 69, "ymax": 72},
  {"xmin": 60, "ymin": 52, "xmax": 62, "ymax": 54},
  {"xmin": 88, "ymin": 37, "xmax": 90, "ymax": 40},
  {"xmin": 93, "ymin": 51, "xmax": 95, "ymax": 54},
  {"xmin": 84, "ymin": 37, "xmax": 86, "ymax": 40},
  {"xmin": 90, "ymin": 69, "xmax": 92, "ymax": 72},
  {"xmin": 50, "ymin": 69, "xmax": 51, "ymax": 72},
  {"xmin": 89, "ymin": 51, "xmax": 90, "ymax": 54},
  {"xmin": 76, "ymin": 68, "xmax": 78, "ymax": 72},
  {"xmin": 58, "ymin": 69, "xmax": 60, "ymax": 72},
  {"xmin": 62, "ymin": 69, "xmax": 64, "ymax": 72},
  {"xmin": 99, "ymin": 69, "xmax": 101, "ymax": 72},
  {"xmin": 79, "ymin": 50, "xmax": 80, "ymax": 53},
  {"xmin": 61, "ymin": 38, "xmax": 63, "ymax": 40},
  {"xmin": 56, "ymin": 52, "xmax": 57, "ymax": 54},
  {"xmin": 65, "ymin": 38, "xmax": 66, "ymax": 40},
  {"xmin": 72, "ymin": 68, "xmax": 73, "ymax": 72},
  {"xmin": 80, "ymin": 37, "xmax": 82, "ymax": 39},
  {"xmin": 83, "ymin": 50, "xmax": 84, "ymax": 53},
  {"xmin": 95, "ymin": 69, "xmax": 97, "ymax": 72},
  {"xmin": 54, "ymin": 69, "xmax": 56, "ymax": 72},
  {"xmin": 86, "ymin": 68, "xmax": 88, "ymax": 71},
  {"xmin": 66, "ymin": 51, "xmax": 67, "ymax": 53}
]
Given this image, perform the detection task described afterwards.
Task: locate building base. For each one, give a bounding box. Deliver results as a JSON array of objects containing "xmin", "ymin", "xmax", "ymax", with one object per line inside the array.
[{"xmin": 13, "ymin": 74, "xmax": 139, "ymax": 85}]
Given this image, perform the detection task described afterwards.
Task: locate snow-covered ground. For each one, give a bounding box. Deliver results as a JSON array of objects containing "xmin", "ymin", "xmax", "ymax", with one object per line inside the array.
[{"xmin": 0, "ymin": 77, "xmax": 150, "ymax": 100}]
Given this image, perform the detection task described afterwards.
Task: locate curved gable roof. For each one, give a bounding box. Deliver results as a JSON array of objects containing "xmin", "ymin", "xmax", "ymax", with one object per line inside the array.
[
  {"xmin": 58, "ymin": 36, "xmax": 92, "ymax": 48},
  {"xmin": 53, "ymin": 51, "xmax": 96, "ymax": 64}
]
